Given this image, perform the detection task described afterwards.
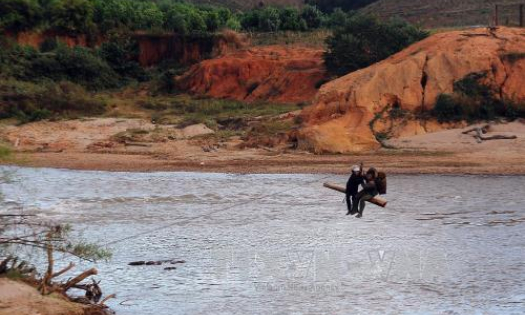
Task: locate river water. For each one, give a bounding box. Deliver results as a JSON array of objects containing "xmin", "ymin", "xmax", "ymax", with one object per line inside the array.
[{"xmin": 1, "ymin": 166, "xmax": 525, "ymax": 315}]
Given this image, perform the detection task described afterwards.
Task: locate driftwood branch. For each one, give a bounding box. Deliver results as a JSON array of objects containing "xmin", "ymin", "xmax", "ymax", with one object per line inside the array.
[
  {"xmin": 462, "ymin": 125, "xmax": 517, "ymax": 143},
  {"xmin": 462, "ymin": 124, "xmax": 490, "ymax": 134},
  {"xmin": 99, "ymin": 293, "xmax": 117, "ymax": 306},
  {"xmin": 63, "ymin": 268, "xmax": 98, "ymax": 291},
  {"xmin": 52, "ymin": 262, "xmax": 75, "ymax": 279}
]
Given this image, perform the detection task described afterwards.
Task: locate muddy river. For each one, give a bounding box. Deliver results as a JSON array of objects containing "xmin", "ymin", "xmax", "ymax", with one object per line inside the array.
[{"xmin": 1, "ymin": 167, "xmax": 525, "ymax": 314}]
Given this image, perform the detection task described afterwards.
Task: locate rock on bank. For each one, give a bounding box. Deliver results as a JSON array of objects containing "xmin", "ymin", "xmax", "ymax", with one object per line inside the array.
[
  {"xmin": 175, "ymin": 46, "xmax": 327, "ymax": 104},
  {"xmin": 299, "ymin": 27, "xmax": 525, "ymax": 153}
]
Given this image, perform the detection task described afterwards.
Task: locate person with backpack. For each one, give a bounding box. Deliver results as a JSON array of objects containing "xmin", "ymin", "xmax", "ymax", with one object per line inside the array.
[
  {"xmin": 345, "ymin": 164, "xmax": 364, "ymax": 215},
  {"xmin": 352, "ymin": 167, "xmax": 380, "ymax": 218}
]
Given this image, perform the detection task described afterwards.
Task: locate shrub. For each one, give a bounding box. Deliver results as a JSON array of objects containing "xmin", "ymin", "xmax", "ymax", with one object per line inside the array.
[
  {"xmin": 98, "ymin": 33, "xmax": 148, "ymax": 82},
  {"xmin": 301, "ymin": 5, "xmax": 322, "ymax": 29},
  {"xmin": 92, "ymin": 0, "xmax": 136, "ymax": 32},
  {"xmin": 324, "ymin": 14, "xmax": 428, "ymax": 76},
  {"xmin": 0, "ymin": 79, "xmax": 106, "ymax": 122},
  {"xmin": 46, "ymin": 0, "xmax": 95, "ymax": 34},
  {"xmin": 304, "ymin": 0, "xmax": 379, "ymax": 13},
  {"xmin": 0, "ymin": 0, "xmax": 42, "ymax": 33},
  {"xmin": 258, "ymin": 7, "xmax": 281, "ymax": 32},
  {"xmin": 0, "ymin": 145, "xmax": 11, "ymax": 161},
  {"xmin": 279, "ymin": 7, "xmax": 307, "ymax": 31},
  {"xmin": 323, "ymin": 8, "xmax": 347, "ymax": 29},
  {"xmin": 433, "ymin": 72, "xmax": 525, "ymax": 122},
  {"xmin": 42, "ymin": 45, "xmax": 120, "ymax": 90},
  {"xmin": 131, "ymin": 1, "xmax": 164, "ymax": 31},
  {"xmin": 433, "ymin": 94, "xmax": 464, "ymax": 122}
]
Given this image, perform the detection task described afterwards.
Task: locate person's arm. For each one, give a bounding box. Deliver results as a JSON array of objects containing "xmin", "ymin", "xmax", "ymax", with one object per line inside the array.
[{"xmin": 362, "ymin": 181, "xmax": 376, "ymax": 192}]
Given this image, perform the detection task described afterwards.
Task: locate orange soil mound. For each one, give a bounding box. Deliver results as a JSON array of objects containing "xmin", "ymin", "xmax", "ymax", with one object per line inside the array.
[
  {"xmin": 175, "ymin": 46, "xmax": 327, "ymax": 103},
  {"xmin": 299, "ymin": 27, "xmax": 525, "ymax": 153}
]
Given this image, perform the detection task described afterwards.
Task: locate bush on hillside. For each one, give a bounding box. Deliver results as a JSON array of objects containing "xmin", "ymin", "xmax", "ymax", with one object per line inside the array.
[
  {"xmin": 0, "ymin": 43, "xmax": 121, "ymax": 90},
  {"xmin": 324, "ymin": 14, "xmax": 429, "ymax": 76},
  {"xmin": 46, "ymin": 0, "xmax": 95, "ymax": 34},
  {"xmin": 301, "ymin": 5, "xmax": 322, "ymax": 29},
  {"xmin": 304, "ymin": 0, "xmax": 379, "ymax": 13},
  {"xmin": 0, "ymin": 0, "xmax": 42, "ymax": 33},
  {"xmin": 433, "ymin": 72, "xmax": 525, "ymax": 122},
  {"xmin": 280, "ymin": 7, "xmax": 307, "ymax": 31},
  {"xmin": 98, "ymin": 33, "xmax": 148, "ymax": 82},
  {"xmin": 0, "ymin": 79, "xmax": 106, "ymax": 122}
]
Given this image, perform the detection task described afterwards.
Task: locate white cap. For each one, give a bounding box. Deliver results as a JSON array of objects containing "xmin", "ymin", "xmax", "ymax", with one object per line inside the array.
[{"xmin": 352, "ymin": 165, "xmax": 360, "ymax": 173}]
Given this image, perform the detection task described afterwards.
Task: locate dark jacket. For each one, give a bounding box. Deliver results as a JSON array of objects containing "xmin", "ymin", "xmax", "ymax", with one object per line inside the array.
[
  {"xmin": 346, "ymin": 174, "xmax": 364, "ymax": 196},
  {"xmin": 361, "ymin": 180, "xmax": 379, "ymax": 197}
]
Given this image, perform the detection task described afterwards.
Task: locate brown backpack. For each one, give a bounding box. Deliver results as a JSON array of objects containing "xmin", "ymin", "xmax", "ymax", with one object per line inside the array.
[{"xmin": 376, "ymin": 171, "xmax": 387, "ymax": 195}]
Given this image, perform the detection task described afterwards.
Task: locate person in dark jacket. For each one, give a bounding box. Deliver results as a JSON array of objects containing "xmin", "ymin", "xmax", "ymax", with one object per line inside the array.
[
  {"xmin": 352, "ymin": 168, "xmax": 379, "ymax": 218},
  {"xmin": 346, "ymin": 165, "xmax": 364, "ymax": 215}
]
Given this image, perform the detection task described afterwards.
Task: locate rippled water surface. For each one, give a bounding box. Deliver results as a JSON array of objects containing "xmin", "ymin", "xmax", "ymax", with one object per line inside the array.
[{"xmin": 1, "ymin": 167, "xmax": 525, "ymax": 315}]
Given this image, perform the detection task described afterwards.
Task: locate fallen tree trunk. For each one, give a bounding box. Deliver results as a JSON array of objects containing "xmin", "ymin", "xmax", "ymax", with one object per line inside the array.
[
  {"xmin": 63, "ymin": 268, "xmax": 98, "ymax": 291},
  {"xmin": 323, "ymin": 183, "xmax": 388, "ymax": 208}
]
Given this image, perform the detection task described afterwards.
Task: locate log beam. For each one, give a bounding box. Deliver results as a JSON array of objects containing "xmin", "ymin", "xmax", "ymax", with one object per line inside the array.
[{"xmin": 323, "ymin": 183, "xmax": 388, "ymax": 207}]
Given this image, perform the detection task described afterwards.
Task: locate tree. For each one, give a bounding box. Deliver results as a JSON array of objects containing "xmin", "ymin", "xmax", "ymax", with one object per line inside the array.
[
  {"xmin": 301, "ymin": 4, "xmax": 322, "ymax": 29},
  {"xmin": 324, "ymin": 7, "xmax": 347, "ymax": 28},
  {"xmin": 131, "ymin": 1, "xmax": 164, "ymax": 31},
  {"xmin": 0, "ymin": 0, "xmax": 42, "ymax": 33},
  {"xmin": 92, "ymin": 0, "xmax": 136, "ymax": 33},
  {"xmin": 225, "ymin": 16, "xmax": 241, "ymax": 31},
  {"xmin": 258, "ymin": 7, "xmax": 280, "ymax": 32},
  {"xmin": 279, "ymin": 7, "xmax": 306, "ymax": 31},
  {"xmin": 46, "ymin": 0, "xmax": 94, "ymax": 34},
  {"xmin": 240, "ymin": 10, "xmax": 260, "ymax": 31},
  {"xmin": 304, "ymin": 0, "xmax": 379, "ymax": 13},
  {"xmin": 324, "ymin": 14, "xmax": 428, "ymax": 76}
]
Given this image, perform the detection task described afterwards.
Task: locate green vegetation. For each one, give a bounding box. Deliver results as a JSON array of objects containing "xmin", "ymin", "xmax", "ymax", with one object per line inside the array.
[
  {"xmin": 138, "ymin": 94, "xmax": 299, "ymax": 128},
  {"xmin": 0, "ymin": 0, "xmax": 349, "ymax": 35},
  {"xmin": 0, "ymin": 145, "xmax": 11, "ymax": 161},
  {"xmin": 0, "ymin": 37, "xmax": 146, "ymax": 90},
  {"xmin": 0, "ymin": 79, "xmax": 106, "ymax": 123},
  {"xmin": 433, "ymin": 72, "xmax": 525, "ymax": 122},
  {"xmin": 324, "ymin": 14, "xmax": 429, "ymax": 76},
  {"xmin": 304, "ymin": 0, "xmax": 379, "ymax": 13}
]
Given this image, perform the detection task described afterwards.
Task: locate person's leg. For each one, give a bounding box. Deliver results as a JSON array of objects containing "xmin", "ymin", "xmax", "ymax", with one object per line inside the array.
[
  {"xmin": 352, "ymin": 191, "xmax": 364, "ymax": 213},
  {"xmin": 350, "ymin": 195, "xmax": 358, "ymax": 214},
  {"xmin": 346, "ymin": 194, "xmax": 353, "ymax": 215},
  {"xmin": 356, "ymin": 194, "xmax": 373, "ymax": 218}
]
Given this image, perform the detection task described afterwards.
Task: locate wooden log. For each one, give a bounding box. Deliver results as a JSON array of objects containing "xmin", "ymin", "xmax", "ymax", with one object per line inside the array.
[
  {"xmin": 63, "ymin": 268, "xmax": 98, "ymax": 291},
  {"xmin": 323, "ymin": 182, "xmax": 388, "ymax": 208}
]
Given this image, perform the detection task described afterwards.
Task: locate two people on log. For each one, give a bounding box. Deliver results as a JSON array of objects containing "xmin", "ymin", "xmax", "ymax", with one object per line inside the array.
[{"xmin": 346, "ymin": 164, "xmax": 379, "ymax": 218}]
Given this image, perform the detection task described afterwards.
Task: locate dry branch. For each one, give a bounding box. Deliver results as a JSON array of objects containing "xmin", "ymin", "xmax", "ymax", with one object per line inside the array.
[
  {"xmin": 99, "ymin": 293, "xmax": 117, "ymax": 306},
  {"xmin": 64, "ymin": 268, "xmax": 98, "ymax": 291},
  {"xmin": 52, "ymin": 262, "xmax": 75, "ymax": 278}
]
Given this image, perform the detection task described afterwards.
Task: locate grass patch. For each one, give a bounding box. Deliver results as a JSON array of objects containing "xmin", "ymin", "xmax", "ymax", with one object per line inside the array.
[
  {"xmin": 150, "ymin": 95, "xmax": 300, "ymax": 129},
  {"xmin": 246, "ymin": 29, "xmax": 331, "ymax": 48},
  {"xmin": 0, "ymin": 79, "xmax": 106, "ymax": 123},
  {"xmin": 0, "ymin": 145, "xmax": 11, "ymax": 161}
]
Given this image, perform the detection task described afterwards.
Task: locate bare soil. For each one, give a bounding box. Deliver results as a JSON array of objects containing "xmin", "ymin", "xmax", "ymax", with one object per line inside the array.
[{"xmin": 1, "ymin": 118, "xmax": 524, "ymax": 175}]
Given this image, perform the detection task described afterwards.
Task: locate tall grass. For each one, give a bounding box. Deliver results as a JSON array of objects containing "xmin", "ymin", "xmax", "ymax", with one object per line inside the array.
[
  {"xmin": 246, "ymin": 29, "xmax": 331, "ymax": 48},
  {"xmin": 138, "ymin": 95, "xmax": 300, "ymax": 128}
]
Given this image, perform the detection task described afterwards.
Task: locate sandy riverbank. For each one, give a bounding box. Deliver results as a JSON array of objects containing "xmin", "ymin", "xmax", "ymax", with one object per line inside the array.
[
  {"xmin": 2, "ymin": 118, "xmax": 525, "ymax": 175},
  {"xmin": 0, "ymin": 278, "xmax": 106, "ymax": 315}
]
